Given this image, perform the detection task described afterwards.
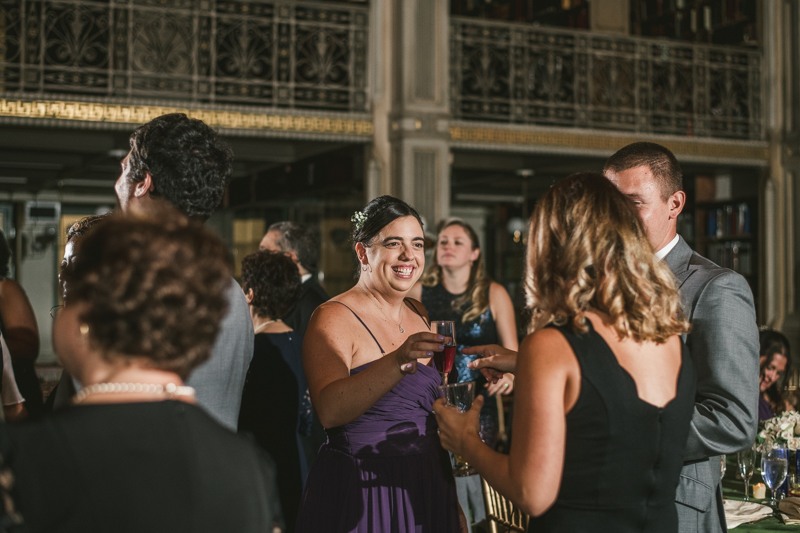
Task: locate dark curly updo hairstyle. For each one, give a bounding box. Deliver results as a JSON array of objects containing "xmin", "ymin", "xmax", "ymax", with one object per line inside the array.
[
  {"xmin": 241, "ymin": 250, "xmax": 302, "ymax": 320},
  {"xmin": 60, "ymin": 204, "xmax": 232, "ymax": 379},
  {"xmin": 351, "ymin": 195, "xmax": 423, "ymax": 247},
  {"xmin": 127, "ymin": 113, "xmax": 234, "ymax": 220}
]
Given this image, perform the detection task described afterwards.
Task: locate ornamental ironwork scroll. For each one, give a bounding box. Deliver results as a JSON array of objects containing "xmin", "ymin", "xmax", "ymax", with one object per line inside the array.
[
  {"xmin": 0, "ymin": 0, "xmax": 368, "ymax": 112},
  {"xmin": 450, "ymin": 17, "xmax": 762, "ymax": 141}
]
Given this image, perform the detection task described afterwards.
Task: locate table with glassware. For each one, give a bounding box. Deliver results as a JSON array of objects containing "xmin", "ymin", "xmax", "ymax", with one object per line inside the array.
[{"xmin": 722, "ymin": 449, "xmax": 800, "ymax": 531}]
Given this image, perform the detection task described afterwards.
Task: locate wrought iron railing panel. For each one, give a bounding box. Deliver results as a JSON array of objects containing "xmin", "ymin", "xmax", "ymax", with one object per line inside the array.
[
  {"xmin": 0, "ymin": 0, "xmax": 368, "ymax": 112},
  {"xmin": 451, "ymin": 17, "xmax": 762, "ymax": 140}
]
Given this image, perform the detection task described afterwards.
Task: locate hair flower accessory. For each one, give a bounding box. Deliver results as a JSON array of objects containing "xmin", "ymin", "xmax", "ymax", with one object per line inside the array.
[{"xmin": 351, "ymin": 210, "xmax": 368, "ymax": 232}]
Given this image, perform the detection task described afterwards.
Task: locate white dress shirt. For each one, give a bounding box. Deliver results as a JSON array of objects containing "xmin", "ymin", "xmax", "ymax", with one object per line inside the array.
[{"xmin": 655, "ymin": 234, "xmax": 680, "ymax": 261}]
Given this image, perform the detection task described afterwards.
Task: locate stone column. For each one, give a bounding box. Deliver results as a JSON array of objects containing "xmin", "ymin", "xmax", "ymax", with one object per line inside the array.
[
  {"xmin": 763, "ymin": 0, "xmax": 800, "ymax": 351},
  {"xmin": 366, "ymin": 0, "xmax": 451, "ymax": 228}
]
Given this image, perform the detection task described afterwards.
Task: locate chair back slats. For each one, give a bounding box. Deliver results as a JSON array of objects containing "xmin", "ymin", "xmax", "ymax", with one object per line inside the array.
[{"xmin": 481, "ymin": 477, "xmax": 529, "ymax": 533}]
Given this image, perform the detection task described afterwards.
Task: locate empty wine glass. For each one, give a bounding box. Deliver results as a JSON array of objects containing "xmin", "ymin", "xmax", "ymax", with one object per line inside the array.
[
  {"xmin": 738, "ymin": 445, "xmax": 756, "ymax": 501},
  {"xmin": 761, "ymin": 443, "xmax": 789, "ymax": 506}
]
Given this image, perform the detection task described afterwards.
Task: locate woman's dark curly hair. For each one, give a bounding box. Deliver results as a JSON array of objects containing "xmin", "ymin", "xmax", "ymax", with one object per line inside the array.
[
  {"xmin": 127, "ymin": 113, "xmax": 234, "ymax": 221},
  {"xmin": 60, "ymin": 204, "xmax": 232, "ymax": 379},
  {"xmin": 241, "ymin": 250, "xmax": 301, "ymax": 320}
]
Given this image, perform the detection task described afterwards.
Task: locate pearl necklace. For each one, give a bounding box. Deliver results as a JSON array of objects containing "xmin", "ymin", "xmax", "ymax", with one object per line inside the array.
[
  {"xmin": 72, "ymin": 382, "xmax": 196, "ymax": 405},
  {"xmin": 254, "ymin": 319, "xmax": 280, "ymax": 334}
]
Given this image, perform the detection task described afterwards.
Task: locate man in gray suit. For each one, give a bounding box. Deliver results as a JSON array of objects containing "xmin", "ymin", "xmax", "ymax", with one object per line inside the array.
[
  {"xmin": 605, "ymin": 142, "xmax": 759, "ymax": 533},
  {"xmin": 115, "ymin": 113, "xmax": 254, "ymax": 431}
]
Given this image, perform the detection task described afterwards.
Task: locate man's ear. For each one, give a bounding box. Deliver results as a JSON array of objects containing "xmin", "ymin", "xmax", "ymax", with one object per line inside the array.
[
  {"xmin": 668, "ymin": 190, "xmax": 686, "ymax": 220},
  {"xmin": 244, "ymin": 288, "xmax": 254, "ymax": 304},
  {"xmin": 134, "ymin": 173, "xmax": 155, "ymax": 198}
]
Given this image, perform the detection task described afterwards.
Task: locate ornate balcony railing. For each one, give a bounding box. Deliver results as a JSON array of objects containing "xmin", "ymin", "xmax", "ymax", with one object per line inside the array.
[
  {"xmin": 450, "ymin": 17, "xmax": 762, "ymax": 141},
  {"xmin": 0, "ymin": 0, "xmax": 368, "ymax": 112}
]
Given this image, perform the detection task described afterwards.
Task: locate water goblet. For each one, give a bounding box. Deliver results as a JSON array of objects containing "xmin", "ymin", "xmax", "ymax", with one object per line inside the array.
[
  {"xmin": 438, "ymin": 381, "xmax": 477, "ymax": 477},
  {"xmin": 431, "ymin": 321, "xmax": 456, "ymax": 385},
  {"xmin": 761, "ymin": 443, "xmax": 789, "ymax": 507},
  {"xmin": 737, "ymin": 445, "xmax": 756, "ymax": 501}
]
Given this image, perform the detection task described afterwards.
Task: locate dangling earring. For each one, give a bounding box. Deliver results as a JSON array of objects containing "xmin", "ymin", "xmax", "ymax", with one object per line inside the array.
[
  {"xmin": 79, "ymin": 323, "xmax": 89, "ymax": 344},
  {"xmin": 361, "ymin": 264, "xmax": 372, "ymax": 273}
]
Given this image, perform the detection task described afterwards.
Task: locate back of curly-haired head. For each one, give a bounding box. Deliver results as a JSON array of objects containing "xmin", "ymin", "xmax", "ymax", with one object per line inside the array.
[
  {"xmin": 525, "ymin": 172, "xmax": 689, "ymax": 343},
  {"xmin": 267, "ymin": 221, "xmax": 320, "ymax": 273},
  {"xmin": 127, "ymin": 113, "xmax": 234, "ymax": 220},
  {"xmin": 60, "ymin": 205, "xmax": 232, "ymax": 379},
  {"xmin": 241, "ymin": 250, "xmax": 302, "ymax": 320},
  {"xmin": 604, "ymin": 142, "xmax": 682, "ymax": 201}
]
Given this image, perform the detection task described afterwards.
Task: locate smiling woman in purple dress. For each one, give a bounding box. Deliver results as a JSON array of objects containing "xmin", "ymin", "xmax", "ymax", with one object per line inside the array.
[{"xmin": 296, "ymin": 195, "xmax": 465, "ymax": 533}]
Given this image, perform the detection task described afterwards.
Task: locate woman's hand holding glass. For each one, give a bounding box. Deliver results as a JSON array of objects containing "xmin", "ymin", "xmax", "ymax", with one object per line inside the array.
[
  {"xmin": 433, "ymin": 394, "xmax": 485, "ymax": 459},
  {"xmin": 463, "ymin": 344, "xmax": 518, "ymax": 383},
  {"xmin": 392, "ymin": 332, "xmax": 445, "ymax": 375}
]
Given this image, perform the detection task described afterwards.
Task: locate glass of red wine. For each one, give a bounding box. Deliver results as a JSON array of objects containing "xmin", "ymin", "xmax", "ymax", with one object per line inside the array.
[{"xmin": 431, "ymin": 320, "xmax": 456, "ymax": 385}]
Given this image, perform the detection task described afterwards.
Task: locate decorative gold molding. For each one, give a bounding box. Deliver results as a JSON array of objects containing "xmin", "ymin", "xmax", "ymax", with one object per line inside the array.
[
  {"xmin": 0, "ymin": 98, "xmax": 374, "ymax": 136},
  {"xmin": 450, "ymin": 125, "xmax": 769, "ymax": 161}
]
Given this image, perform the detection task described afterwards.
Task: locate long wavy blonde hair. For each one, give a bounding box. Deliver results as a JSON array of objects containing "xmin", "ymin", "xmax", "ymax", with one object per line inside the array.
[
  {"xmin": 422, "ymin": 219, "xmax": 491, "ymax": 323},
  {"xmin": 525, "ymin": 172, "xmax": 689, "ymax": 343}
]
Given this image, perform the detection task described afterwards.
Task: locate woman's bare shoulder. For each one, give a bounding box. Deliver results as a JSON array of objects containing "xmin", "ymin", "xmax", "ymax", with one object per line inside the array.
[
  {"xmin": 519, "ymin": 327, "xmax": 575, "ymax": 368},
  {"xmin": 403, "ymin": 297, "xmax": 429, "ymax": 321}
]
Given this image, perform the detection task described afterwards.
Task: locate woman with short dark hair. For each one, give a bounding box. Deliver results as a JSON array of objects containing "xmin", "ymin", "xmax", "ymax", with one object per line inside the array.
[
  {"xmin": 6, "ymin": 206, "xmax": 281, "ymax": 533},
  {"xmin": 239, "ymin": 249, "xmax": 309, "ymax": 533}
]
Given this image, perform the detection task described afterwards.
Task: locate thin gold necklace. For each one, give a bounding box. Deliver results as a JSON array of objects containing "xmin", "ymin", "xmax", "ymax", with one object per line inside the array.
[{"xmin": 358, "ymin": 285, "xmax": 405, "ymax": 333}]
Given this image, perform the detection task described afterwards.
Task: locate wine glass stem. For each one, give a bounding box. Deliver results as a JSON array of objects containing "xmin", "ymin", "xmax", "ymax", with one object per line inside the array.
[
  {"xmin": 744, "ymin": 479, "xmax": 749, "ymax": 501},
  {"xmin": 770, "ymin": 488, "xmax": 776, "ymax": 507}
]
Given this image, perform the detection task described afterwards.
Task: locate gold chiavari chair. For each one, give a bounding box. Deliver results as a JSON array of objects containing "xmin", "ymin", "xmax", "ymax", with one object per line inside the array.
[{"xmin": 481, "ymin": 477, "xmax": 530, "ymax": 533}]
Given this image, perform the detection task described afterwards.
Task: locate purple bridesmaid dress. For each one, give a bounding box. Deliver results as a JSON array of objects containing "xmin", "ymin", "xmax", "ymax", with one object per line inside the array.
[{"xmin": 295, "ymin": 302, "xmax": 460, "ymax": 533}]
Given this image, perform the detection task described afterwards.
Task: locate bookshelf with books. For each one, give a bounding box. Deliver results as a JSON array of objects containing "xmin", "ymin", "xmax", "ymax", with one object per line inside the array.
[{"xmin": 687, "ymin": 172, "xmax": 759, "ymax": 303}]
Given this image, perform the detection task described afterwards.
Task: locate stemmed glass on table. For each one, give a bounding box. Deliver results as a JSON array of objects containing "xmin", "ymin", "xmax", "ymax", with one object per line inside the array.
[
  {"xmin": 431, "ymin": 321, "xmax": 456, "ymax": 385},
  {"xmin": 737, "ymin": 445, "xmax": 756, "ymax": 501},
  {"xmin": 762, "ymin": 442, "xmax": 789, "ymax": 506}
]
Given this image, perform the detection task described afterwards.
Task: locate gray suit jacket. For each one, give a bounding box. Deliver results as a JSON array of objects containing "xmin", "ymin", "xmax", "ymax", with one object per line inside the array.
[
  {"xmin": 665, "ymin": 237, "xmax": 759, "ymax": 533},
  {"xmin": 187, "ymin": 278, "xmax": 254, "ymax": 431}
]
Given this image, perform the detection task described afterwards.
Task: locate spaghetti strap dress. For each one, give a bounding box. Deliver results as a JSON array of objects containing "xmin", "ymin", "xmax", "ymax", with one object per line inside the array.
[
  {"xmin": 528, "ymin": 322, "xmax": 696, "ymax": 533},
  {"xmin": 295, "ymin": 300, "xmax": 460, "ymax": 533}
]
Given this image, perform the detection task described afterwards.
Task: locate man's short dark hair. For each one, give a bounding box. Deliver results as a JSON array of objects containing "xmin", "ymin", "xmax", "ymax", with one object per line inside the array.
[
  {"xmin": 604, "ymin": 142, "xmax": 683, "ymax": 200},
  {"xmin": 127, "ymin": 113, "xmax": 234, "ymax": 220},
  {"xmin": 268, "ymin": 221, "xmax": 319, "ymax": 273},
  {"xmin": 241, "ymin": 250, "xmax": 302, "ymax": 320}
]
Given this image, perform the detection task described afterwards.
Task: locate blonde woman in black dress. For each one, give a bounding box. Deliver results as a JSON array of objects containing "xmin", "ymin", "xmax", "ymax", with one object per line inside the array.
[{"xmin": 434, "ymin": 173, "xmax": 695, "ymax": 533}]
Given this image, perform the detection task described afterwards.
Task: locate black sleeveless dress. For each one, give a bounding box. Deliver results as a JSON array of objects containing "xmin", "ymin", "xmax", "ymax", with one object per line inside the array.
[
  {"xmin": 528, "ymin": 322, "xmax": 695, "ymax": 533},
  {"xmin": 421, "ymin": 283, "xmax": 501, "ymax": 447}
]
